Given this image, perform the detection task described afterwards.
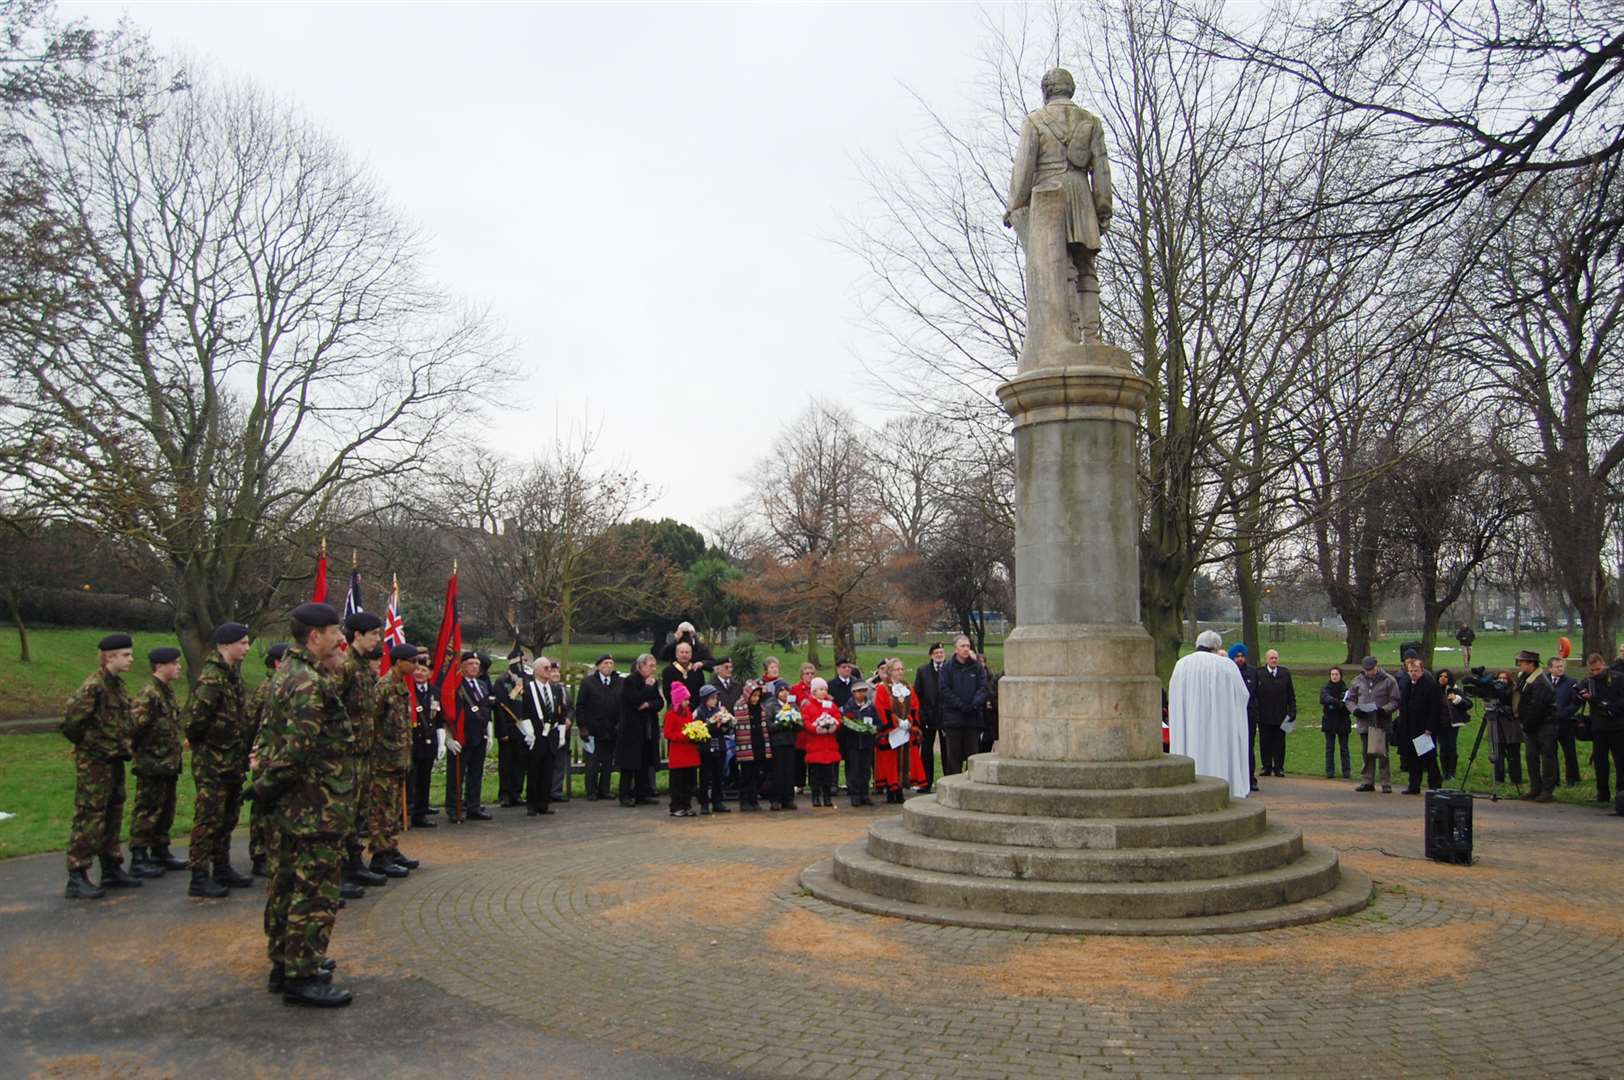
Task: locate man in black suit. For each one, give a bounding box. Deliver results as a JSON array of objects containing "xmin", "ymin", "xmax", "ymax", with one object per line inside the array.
[
  {"xmin": 576, "ymin": 654, "xmax": 621, "ymax": 800},
  {"xmin": 492, "ymin": 648, "xmax": 528, "ymax": 807},
  {"xmin": 616, "ymin": 653, "xmax": 664, "ymax": 807},
  {"xmin": 447, "ymin": 651, "xmax": 493, "ymax": 821},
  {"xmin": 522, "ymin": 656, "xmax": 568, "ymax": 817},
  {"xmin": 914, "ymin": 643, "xmax": 946, "ymax": 792},
  {"xmin": 1396, "ymin": 649, "xmax": 1444, "ymax": 794},
  {"xmin": 1253, "ymin": 649, "xmax": 1296, "ymax": 778}
]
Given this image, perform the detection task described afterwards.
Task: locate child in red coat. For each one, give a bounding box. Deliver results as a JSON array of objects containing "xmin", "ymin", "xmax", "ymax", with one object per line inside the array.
[
  {"xmin": 802, "ymin": 678, "xmax": 843, "ymax": 807},
  {"xmin": 663, "ymin": 683, "xmax": 701, "ymax": 817}
]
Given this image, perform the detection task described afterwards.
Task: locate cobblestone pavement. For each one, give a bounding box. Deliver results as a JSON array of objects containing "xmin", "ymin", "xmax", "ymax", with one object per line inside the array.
[{"xmin": 3, "ymin": 778, "xmax": 1622, "ymax": 1079}]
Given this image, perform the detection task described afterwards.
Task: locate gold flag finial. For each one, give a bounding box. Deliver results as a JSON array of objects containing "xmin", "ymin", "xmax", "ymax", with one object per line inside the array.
[{"xmin": 320, "ymin": 536, "xmax": 327, "ymax": 556}]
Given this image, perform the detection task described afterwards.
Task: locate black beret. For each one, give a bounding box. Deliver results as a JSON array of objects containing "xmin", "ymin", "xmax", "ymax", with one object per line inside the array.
[
  {"xmin": 266, "ymin": 643, "xmax": 291, "ymax": 667},
  {"xmin": 212, "ymin": 621, "xmax": 250, "ymax": 645},
  {"xmin": 98, "ymin": 633, "xmax": 133, "ymax": 651},
  {"xmin": 714, "ymin": 656, "xmax": 733, "ymax": 666},
  {"xmin": 391, "ymin": 643, "xmax": 422, "ymax": 662},
  {"xmin": 928, "ymin": 642, "xmax": 943, "ymax": 653},
  {"xmin": 148, "ymin": 646, "xmax": 181, "ymax": 665},
  {"xmin": 459, "ymin": 650, "xmax": 479, "ymax": 662},
  {"xmin": 595, "ymin": 653, "xmax": 614, "ymax": 665},
  {"xmin": 345, "ymin": 611, "xmax": 383, "ymax": 634},
  {"xmin": 290, "ymin": 603, "xmax": 340, "ymax": 628},
  {"xmin": 1401, "ymin": 648, "xmax": 1420, "ymax": 661}
]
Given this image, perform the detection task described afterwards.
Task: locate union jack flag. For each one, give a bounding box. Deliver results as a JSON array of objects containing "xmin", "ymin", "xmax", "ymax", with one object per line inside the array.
[{"xmin": 380, "ymin": 576, "xmax": 405, "ymax": 675}]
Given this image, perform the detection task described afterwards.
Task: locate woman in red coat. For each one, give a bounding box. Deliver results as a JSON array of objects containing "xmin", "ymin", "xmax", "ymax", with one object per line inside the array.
[
  {"xmin": 663, "ymin": 683, "xmax": 701, "ymax": 817},
  {"xmin": 790, "ymin": 660, "xmax": 818, "ymax": 794},
  {"xmin": 801, "ymin": 678, "xmax": 843, "ymax": 807},
  {"xmin": 874, "ymin": 658, "xmax": 921, "ymax": 803}
]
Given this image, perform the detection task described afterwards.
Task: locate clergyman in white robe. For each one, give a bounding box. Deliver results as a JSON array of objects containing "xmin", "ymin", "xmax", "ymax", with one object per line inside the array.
[{"xmin": 1168, "ymin": 632, "xmax": 1252, "ymax": 799}]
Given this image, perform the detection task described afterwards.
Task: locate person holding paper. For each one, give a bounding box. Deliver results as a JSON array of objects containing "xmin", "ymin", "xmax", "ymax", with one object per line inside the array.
[
  {"xmin": 874, "ymin": 658, "xmax": 920, "ymax": 803},
  {"xmin": 1168, "ymin": 631, "xmax": 1253, "ymax": 800},
  {"xmin": 1396, "ymin": 649, "xmax": 1444, "ymax": 794},
  {"xmin": 1253, "ymin": 649, "xmax": 1296, "ymax": 778},
  {"xmin": 1347, "ymin": 656, "xmax": 1401, "ymax": 793}
]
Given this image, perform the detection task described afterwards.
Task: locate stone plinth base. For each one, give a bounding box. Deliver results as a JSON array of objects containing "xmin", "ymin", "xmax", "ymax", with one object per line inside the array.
[{"xmin": 801, "ymin": 755, "xmax": 1370, "ymax": 935}]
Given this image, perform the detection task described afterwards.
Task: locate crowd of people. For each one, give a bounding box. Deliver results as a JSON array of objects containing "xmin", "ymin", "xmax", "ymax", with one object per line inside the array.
[{"xmin": 1169, "ymin": 632, "xmax": 1624, "ymax": 806}]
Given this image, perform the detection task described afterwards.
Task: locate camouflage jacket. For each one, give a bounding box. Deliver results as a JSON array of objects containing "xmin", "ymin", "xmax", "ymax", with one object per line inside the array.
[
  {"xmin": 129, "ymin": 676, "xmax": 184, "ymax": 776},
  {"xmin": 247, "ymin": 678, "xmax": 278, "ymax": 779},
  {"xmin": 259, "ymin": 646, "xmax": 355, "ymax": 838},
  {"xmin": 186, "ymin": 650, "xmax": 251, "ymax": 766},
  {"xmin": 336, "ymin": 650, "xmax": 378, "ymax": 759},
  {"xmin": 371, "ymin": 670, "xmax": 417, "ymax": 774},
  {"xmin": 61, "ymin": 669, "xmax": 131, "ymax": 762}
]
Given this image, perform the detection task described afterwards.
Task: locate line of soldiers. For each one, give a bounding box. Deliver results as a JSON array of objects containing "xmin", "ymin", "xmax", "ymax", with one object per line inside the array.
[{"xmin": 59, "ymin": 603, "xmax": 434, "ymax": 1008}]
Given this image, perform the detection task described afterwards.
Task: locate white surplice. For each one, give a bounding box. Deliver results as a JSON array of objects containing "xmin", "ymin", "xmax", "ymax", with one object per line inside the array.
[{"xmin": 1168, "ymin": 648, "xmax": 1253, "ymax": 799}]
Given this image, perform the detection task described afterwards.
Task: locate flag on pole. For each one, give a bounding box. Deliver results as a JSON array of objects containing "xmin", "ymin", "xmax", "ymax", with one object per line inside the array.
[
  {"xmin": 432, "ymin": 564, "xmax": 462, "ymax": 741},
  {"xmin": 312, "ymin": 537, "xmax": 329, "ymax": 604},
  {"xmin": 343, "ymin": 556, "xmax": 363, "ymax": 621},
  {"xmin": 380, "ymin": 575, "xmax": 405, "ymax": 676}
]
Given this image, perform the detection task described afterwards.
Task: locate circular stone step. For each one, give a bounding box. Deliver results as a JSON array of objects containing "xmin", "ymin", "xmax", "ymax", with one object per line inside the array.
[
  {"xmin": 970, "ymin": 754, "xmax": 1196, "ymax": 790},
  {"xmin": 828, "ymin": 841, "xmax": 1346, "ymax": 921},
  {"xmin": 935, "ymin": 772, "xmax": 1232, "ymax": 818},
  {"xmin": 865, "ymin": 816, "xmax": 1304, "ymax": 883},
  {"xmin": 902, "ymin": 796, "xmax": 1269, "ymax": 850},
  {"xmin": 800, "ymin": 855, "xmax": 1372, "ymax": 936}
]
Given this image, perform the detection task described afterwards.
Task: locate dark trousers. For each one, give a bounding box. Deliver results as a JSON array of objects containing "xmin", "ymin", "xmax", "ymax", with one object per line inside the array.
[
  {"xmin": 699, "ymin": 753, "xmax": 725, "ymax": 808},
  {"xmin": 1525, "ymin": 724, "xmax": 1559, "ymax": 794},
  {"xmin": 1259, "ymin": 724, "xmax": 1286, "ymax": 773},
  {"xmin": 1592, "ymin": 729, "xmax": 1624, "ymax": 799},
  {"xmin": 525, "ymin": 742, "xmax": 555, "ymax": 813},
  {"xmin": 496, "ymin": 737, "xmax": 525, "ymax": 804},
  {"xmin": 408, "ymin": 757, "xmax": 433, "ymax": 821},
  {"xmin": 639, "ymin": 737, "xmax": 659, "ymax": 799},
  {"xmin": 846, "ymin": 746, "xmax": 872, "ymax": 806},
  {"xmin": 549, "ymin": 739, "xmax": 570, "ymax": 800},
  {"xmin": 444, "ymin": 741, "xmax": 487, "ymax": 817},
  {"xmin": 919, "ymin": 724, "xmax": 939, "ymax": 786},
  {"xmin": 1438, "ymin": 723, "xmax": 1460, "ymax": 778},
  {"xmin": 1323, "ymin": 730, "xmax": 1351, "ymax": 778},
  {"xmin": 941, "ymin": 728, "xmax": 979, "ymax": 777},
  {"xmin": 1493, "ymin": 740, "xmax": 1523, "ymax": 785},
  {"xmin": 1249, "ymin": 718, "xmax": 1259, "ymax": 782},
  {"xmin": 771, "ymin": 742, "xmax": 798, "ymax": 807},
  {"xmin": 584, "ymin": 738, "xmax": 615, "ymax": 798},
  {"xmin": 736, "ymin": 759, "xmax": 762, "ymax": 808},
  {"xmin": 809, "ymin": 762, "xmax": 838, "ymax": 801},
  {"xmin": 1557, "ymin": 719, "xmax": 1582, "ymax": 785},
  {"xmin": 1406, "ymin": 748, "xmax": 1443, "ymax": 793},
  {"xmin": 669, "ymin": 765, "xmax": 697, "ymax": 812}
]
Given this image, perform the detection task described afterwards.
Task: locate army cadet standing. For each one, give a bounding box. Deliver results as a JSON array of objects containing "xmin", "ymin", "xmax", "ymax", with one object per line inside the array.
[
  {"xmin": 251, "ymin": 602, "xmax": 354, "ymax": 1007},
  {"xmin": 185, "ymin": 621, "xmax": 254, "ymax": 898},
  {"xmin": 127, "ymin": 646, "xmax": 188, "ymax": 877},
  {"xmin": 61, "ymin": 634, "xmax": 142, "ymax": 899},
  {"xmin": 339, "ymin": 613, "xmax": 388, "ymax": 889},
  {"xmin": 367, "ymin": 643, "xmax": 423, "ymax": 877},
  {"xmin": 247, "ymin": 644, "xmax": 290, "ymax": 878}
]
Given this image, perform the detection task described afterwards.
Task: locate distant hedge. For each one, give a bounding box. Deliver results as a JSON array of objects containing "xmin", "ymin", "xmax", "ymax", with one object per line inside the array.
[{"xmin": 13, "ymin": 586, "xmax": 174, "ymax": 631}]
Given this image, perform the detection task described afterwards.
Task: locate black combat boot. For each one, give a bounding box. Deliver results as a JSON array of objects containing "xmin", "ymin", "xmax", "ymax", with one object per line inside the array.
[
  {"xmin": 282, "ymin": 976, "xmax": 352, "ymax": 1008},
  {"xmin": 99, "ymin": 854, "xmax": 143, "ymax": 888},
  {"xmin": 346, "ymin": 851, "xmax": 387, "ymax": 887},
  {"xmin": 370, "ymin": 853, "xmax": 409, "ymax": 878},
  {"xmin": 339, "ymin": 879, "xmax": 366, "ymax": 900},
  {"xmin": 65, "ymin": 868, "xmax": 106, "ymax": 900},
  {"xmin": 213, "ymin": 860, "xmax": 254, "ymax": 888},
  {"xmin": 389, "ymin": 851, "xmax": 420, "ymax": 870},
  {"xmin": 267, "ymin": 962, "xmax": 285, "ymax": 993},
  {"xmin": 154, "ymin": 845, "xmax": 188, "ymax": 870},
  {"xmin": 188, "ymin": 867, "xmax": 229, "ymax": 898},
  {"xmin": 128, "ymin": 847, "xmax": 164, "ymax": 878}
]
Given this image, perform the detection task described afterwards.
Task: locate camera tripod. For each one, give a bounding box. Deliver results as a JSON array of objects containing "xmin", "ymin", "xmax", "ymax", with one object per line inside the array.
[{"xmin": 1458, "ymin": 710, "xmax": 1523, "ymax": 801}]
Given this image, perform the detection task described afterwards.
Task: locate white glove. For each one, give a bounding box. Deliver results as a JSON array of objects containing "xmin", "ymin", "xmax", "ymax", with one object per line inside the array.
[
  {"xmin": 446, "ymin": 736, "xmax": 463, "ymax": 755},
  {"xmin": 435, "ymin": 729, "xmax": 446, "ymax": 762},
  {"xmin": 517, "ymin": 718, "xmax": 536, "ymax": 750}
]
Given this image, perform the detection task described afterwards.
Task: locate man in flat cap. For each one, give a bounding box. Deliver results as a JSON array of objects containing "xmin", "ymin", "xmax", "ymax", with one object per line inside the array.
[
  {"xmin": 447, "ymin": 650, "xmax": 493, "ymax": 821},
  {"xmin": 366, "ymin": 643, "xmax": 423, "ymax": 877},
  {"xmin": 337, "ymin": 613, "xmax": 387, "ymax": 887},
  {"xmin": 247, "ymin": 643, "xmax": 290, "ymax": 879},
  {"xmin": 60, "ymin": 633, "xmax": 140, "ymax": 899},
  {"xmin": 253, "ymin": 601, "xmax": 354, "ymax": 1006},
  {"xmin": 1514, "ymin": 649, "xmax": 1559, "ymax": 803},
  {"xmin": 576, "ymin": 653, "xmax": 621, "ymax": 801},
  {"xmin": 128, "ymin": 646, "xmax": 188, "ymax": 878},
  {"xmin": 186, "ymin": 621, "xmax": 254, "ymax": 897}
]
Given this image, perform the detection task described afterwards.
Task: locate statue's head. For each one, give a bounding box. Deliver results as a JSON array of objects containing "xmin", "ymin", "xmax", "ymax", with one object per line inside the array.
[{"xmin": 1040, "ymin": 67, "xmax": 1076, "ymax": 102}]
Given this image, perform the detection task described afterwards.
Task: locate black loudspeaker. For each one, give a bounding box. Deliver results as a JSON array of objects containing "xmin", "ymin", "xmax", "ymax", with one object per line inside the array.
[{"xmin": 1425, "ymin": 789, "xmax": 1473, "ymax": 864}]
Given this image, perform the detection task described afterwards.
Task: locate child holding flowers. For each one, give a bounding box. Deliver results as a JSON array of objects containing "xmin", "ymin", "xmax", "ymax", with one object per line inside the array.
[
  {"xmin": 663, "ymin": 682, "xmax": 704, "ymax": 817},
  {"xmin": 842, "ymin": 681, "xmax": 879, "ymax": 807},
  {"xmin": 802, "ymin": 677, "xmax": 843, "ymax": 807},
  {"xmin": 768, "ymin": 683, "xmax": 801, "ymax": 811},
  {"xmin": 694, "ymin": 684, "xmax": 732, "ymax": 815}
]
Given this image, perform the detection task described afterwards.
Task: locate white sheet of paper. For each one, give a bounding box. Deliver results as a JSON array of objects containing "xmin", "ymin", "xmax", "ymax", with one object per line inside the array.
[
  {"xmin": 584, "ymin": 736, "xmax": 595, "ymax": 754},
  {"xmin": 888, "ymin": 728, "xmax": 910, "ymax": 749},
  {"xmin": 1413, "ymin": 732, "xmax": 1436, "ymax": 756},
  {"xmin": 1281, "ymin": 719, "xmax": 1296, "ymax": 734}
]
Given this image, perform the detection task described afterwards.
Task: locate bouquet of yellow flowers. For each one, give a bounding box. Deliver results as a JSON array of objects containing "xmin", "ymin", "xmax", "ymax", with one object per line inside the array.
[
  {"xmin": 772, "ymin": 705, "xmax": 802, "ymax": 731},
  {"xmin": 680, "ymin": 719, "xmax": 711, "ymax": 743}
]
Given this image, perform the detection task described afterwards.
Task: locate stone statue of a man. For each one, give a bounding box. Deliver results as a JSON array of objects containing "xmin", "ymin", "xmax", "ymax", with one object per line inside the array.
[{"xmin": 1003, "ymin": 67, "xmax": 1113, "ymax": 346}]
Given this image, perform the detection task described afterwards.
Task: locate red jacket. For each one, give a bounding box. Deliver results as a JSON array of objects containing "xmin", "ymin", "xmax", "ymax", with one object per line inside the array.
[
  {"xmin": 801, "ymin": 698, "xmax": 842, "ymax": 765},
  {"xmin": 664, "ymin": 706, "xmax": 701, "ymax": 769},
  {"xmin": 789, "ymin": 680, "xmax": 814, "ymax": 750}
]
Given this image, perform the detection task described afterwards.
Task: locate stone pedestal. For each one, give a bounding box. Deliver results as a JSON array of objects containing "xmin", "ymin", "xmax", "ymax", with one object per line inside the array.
[{"xmin": 802, "ymin": 189, "xmax": 1368, "ymax": 931}]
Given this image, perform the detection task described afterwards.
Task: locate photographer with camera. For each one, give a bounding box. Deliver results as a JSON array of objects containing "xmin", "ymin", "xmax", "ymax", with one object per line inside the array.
[
  {"xmin": 1580, "ymin": 653, "xmax": 1623, "ymax": 805},
  {"xmin": 1514, "ymin": 650, "xmax": 1559, "ymax": 803},
  {"xmin": 1465, "ymin": 668, "xmax": 1524, "ymax": 787}
]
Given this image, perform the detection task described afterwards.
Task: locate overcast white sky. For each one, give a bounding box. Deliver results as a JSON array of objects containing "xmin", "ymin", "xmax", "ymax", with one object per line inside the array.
[{"xmin": 61, "ymin": 0, "xmax": 1003, "ymax": 529}]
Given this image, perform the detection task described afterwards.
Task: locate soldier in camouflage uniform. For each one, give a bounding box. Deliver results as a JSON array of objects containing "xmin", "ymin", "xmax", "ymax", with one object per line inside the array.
[
  {"xmin": 338, "ymin": 612, "xmax": 387, "ymax": 889},
  {"xmin": 247, "ymin": 644, "xmax": 290, "ymax": 877},
  {"xmin": 128, "ymin": 646, "xmax": 188, "ymax": 877},
  {"xmin": 61, "ymin": 634, "xmax": 142, "ymax": 899},
  {"xmin": 185, "ymin": 621, "xmax": 254, "ymax": 898},
  {"xmin": 367, "ymin": 643, "xmax": 422, "ymax": 877},
  {"xmin": 251, "ymin": 601, "xmax": 354, "ymax": 1007}
]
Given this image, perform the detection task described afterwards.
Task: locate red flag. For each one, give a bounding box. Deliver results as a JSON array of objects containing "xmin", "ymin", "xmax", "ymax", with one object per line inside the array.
[
  {"xmin": 312, "ymin": 539, "xmax": 329, "ymax": 604},
  {"xmin": 379, "ymin": 577, "xmax": 405, "ymax": 676},
  {"xmin": 432, "ymin": 567, "xmax": 462, "ymax": 741}
]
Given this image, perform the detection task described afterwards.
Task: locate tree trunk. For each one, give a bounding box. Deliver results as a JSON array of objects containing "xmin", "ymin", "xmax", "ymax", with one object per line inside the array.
[
  {"xmin": 1234, "ymin": 547, "xmax": 1263, "ymax": 665},
  {"xmin": 6, "ymin": 585, "xmax": 29, "ymax": 663},
  {"xmin": 1143, "ymin": 599, "xmax": 1185, "ymax": 686},
  {"xmin": 804, "ymin": 625, "xmax": 821, "ymax": 667},
  {"xmin": 1418, "ymin": 605, "xmax": 1441, "ymax": 670}
]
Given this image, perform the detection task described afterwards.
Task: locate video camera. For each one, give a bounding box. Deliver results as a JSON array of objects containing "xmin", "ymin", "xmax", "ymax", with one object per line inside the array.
[{"xmin": 1459, "ymin": 666, "xmax": 1510, "ymax": 703}]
